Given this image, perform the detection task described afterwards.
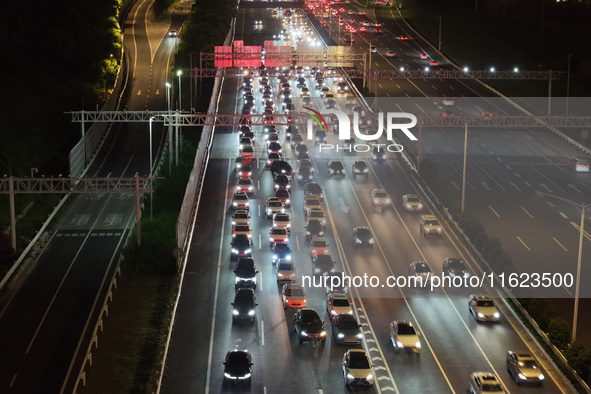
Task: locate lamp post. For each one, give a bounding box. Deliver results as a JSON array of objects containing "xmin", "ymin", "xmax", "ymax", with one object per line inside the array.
[
  {"xmin": 177, "ymin": 70, "xmax": 183, "ymax": 111},
  {"xmin": 166, "ymin": 82, "xmax": 171, "ymax": 112},
  {"xmin": 566, "ymin": 53, "xmax": 573, "ymax": 116},
  {"xmin": 149, "ymin": 116, "xmax": 155, "ymax": 220},
  {"xmin": 536, "ymin": 191, "xmax": 588, "ymax": 342},
  {"xmin": 437, "ymin": 16, "xmax": 442, "ymax": 51}
]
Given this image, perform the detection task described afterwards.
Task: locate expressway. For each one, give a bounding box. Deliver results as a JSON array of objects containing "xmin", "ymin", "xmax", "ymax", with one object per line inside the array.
[
  {"xmin": 0, "ymin": 1, "xmax": 185, "ymax": 392},
  {"xmin": 161, "ymin": 5, "xmax": 571, "ymax": 394}
]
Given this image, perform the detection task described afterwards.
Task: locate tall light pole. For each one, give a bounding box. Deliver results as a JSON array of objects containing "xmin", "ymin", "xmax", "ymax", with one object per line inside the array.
[
  {"xmin": 149, "ymin": 116, "xmax": 155, "ymax": 221},
  {"xmin": 437, "ymin": 16, "xmax": 442, "ymax": 51},
  {"xmin": 566, "ymin": 53, "xmax": 573, "ymax": 116},
  {"xmin": 536, "ymin": 191, "xmax": 588, "ymax": 342},
  {"xmin": 166, "ymin": 82, "xmax": 171, "ymax": 112},
  {"xmin": 177, "ymin": 70, "xmax": 183, "ymax": 111}
]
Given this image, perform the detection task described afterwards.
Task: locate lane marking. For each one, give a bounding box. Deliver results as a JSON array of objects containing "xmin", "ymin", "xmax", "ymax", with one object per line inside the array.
[
  {"xmin": 520, "ymin": 206, "xmax": 533, "ymax": 219},
  {"xmin": 516, "ymin": 236, "xmax": 531, "ymax": 251},
  {"xmin": 559, "ymin": 212, "xmax": 568, "ymax": 219},
  {"xmin": 488, "ymin": 205, "xmax": 500, "ymax": 218},
  {"xmin": 553, "ymin": 237, "xmax": 568, "ymax": 252}
]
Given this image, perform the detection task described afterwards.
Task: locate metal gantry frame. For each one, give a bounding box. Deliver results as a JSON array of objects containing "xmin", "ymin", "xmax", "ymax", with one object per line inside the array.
[{"xmin": 0, "ymin": 177, "xmax": 155, "ymax": 250}]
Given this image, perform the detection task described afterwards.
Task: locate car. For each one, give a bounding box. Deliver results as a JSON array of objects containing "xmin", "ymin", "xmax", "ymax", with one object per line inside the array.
[
  {"xmin": 272, "ymin": 242, "xmax": 292, "ymax": 264},
  {"xmin": 243, "ymin": 95, "xmax": 255, "ymax": 106},
  {"xmin": 296, "ymin": 77, "xmax": 306, "ymax": 88},
  {"xmin": 344, "ymin": 37, "xmax": 354, "ymax": 43},
  {"xmin": 397, "ymin": 35, "xmax": 409, "ymax": 40},
  {"xmin": 295, "ymin": 143, "xmax": 309, "ymax": 155},
  {"xmin": 232, "ymin": 192, "xmax": 250, "ymax": 210},
  {"xmin": 267, "ymin": 142, "xmax": 282, "ymax": 154},
  {"xmin": 276, "ymin": 260, "xmax": 297, "ymax": 283},
  {"xmin": 320, "ymin": 86, "xmax": 330, "ymax": 97},
  {"xmin": 336, "ymin": 81, "xmax": 348, "ymax": 93},
  {"xmin": 419, "ymin": 53, "xmax": 429, "ymax": 59},
  {"xmin": 420, "ymin": 214, "xmax": 442, "ymax": 237},
  {"xmin": 281, "ymin": 82, "xmax": 291, "ymax": 91},
  {"xmin": 241, "ymin": 130, "xmax": 255, "ymax": 142},
  {"xmin": 300, "ymin": 86, "xmax": 310, "ymax": 96},
  {"xmin": 389, "ymin": 320, "xmax": 421, "ymax": 353},
  {"xmin": 232, "ymin": 209, "xmax": 250, "ymax": 226},
  {"xmin": 371, "ymin": 146, "xmax": 386, "ymax": 160},
  {"xmin": 409, "ymin": 261, "xmax": 432, "ymax": 284},
  {"xmin": 370, "ymin": 46, "xmax": 377, "ymax": 53},
  {"xmin": 442, "ymin": 98, "xmax": 455, "ymax": 106},
  {"xmin": 352, "ymin": 160, "xmax": 369, "ymax": 179},
  {"xmin": 506, "ymin": 351, "xmax": 545, "ymax": 385},
  {"xmin": 326, "ymin": 293, "xmax": 353, "ymax": 318},
  {"xmin": 282, "ymin": 283, "xmax": 307, "ymax": 309},
  {"xmin": 223, "ymin": 350, "xmax": 252, "ymax": 386},
  {"xmin": 353, "ymin": 226, "xmax": 374, "ymax": 248},
  {"xmin": 575, "ymin": 158, "xmax": 590, "ymax": 172},
  {"xmin": 296, "ymin": 166, "xmax": 314, "ymax": 183},
  {"xmin": 307, "ymin": 207, "xmax": 327, "ymax": 226},
  {"xmin": 312, "ymin": 254, "xmax": 335, "ymax": 275},
  {"xmin": 269, "ymin": 227, "xmax": 289, "ymax": 248},
  {"xmin": 263, "ymin": 124, "xmax": 277, "ymax": 134},
  {"xmin": 168, "ymin": 30, "xmax": 178, "ymax": 37},
  {"xmin": 239, "ymin": 145, "xmax": 254, "ymax": 160},
  {"xmin": 266, "ymin": 197, "xmax": 285, "ymax": 218},
  {"xmin": 479, "ymin": 111, "xmax": 493, "ymax": 117},
  {"xmin": 232, "ymin": 223, "xmax": 252, "ymax": 240},
  {"xmin": 332, "ymin": 314, "xmax": 362, "ymax": 345},
  {"xmin": 342, "ymin": 349, "xmax": 374, "ymax": 387},
  {"xmin": 272, "ymin": 188, "xmax": 290, "ymax": 207},
  {"xmin": 442, "ymin": 110, "xmax": 454, "ymax": 117},
  {"xmin": 284, "ymin": 103, "xmax": 297, "ymax": 114},
  {"xmin": 305, "ymin": 219, "xmax": 325, "ymax": 240},
  {"xmin": 274, "ymin": 173, "xmax": 291, "ymax": 190},
  {"xmin": 310, "ymin": 237, "xmax": 329, "ymax": 258},
  {"xmin": 236, "ymin": 177, "xmax": 254, "ymax": 194},
  {"xmin": 328, "ymin": 160, "xmax": 345, "ymax": 177},
  {"xmin": 298, "ymin": 158, "xmax": 314, "ymax": 172},
  {"xmin": 303, "ymin": 196, "xmax": 322, "ymax": 214},
  {"xmin": 429, "ymin": 61, "xmax": 439, "ymax": 66},
  {"xmin": 273, "ymin": 212, "xmax": 291, "ymax": 232},
  {"xmin": 385, "ymin": 50, "xmax": 395, "ymax": 57},
  {"xmin": 230, "ymin": 234, "xmax": 252, "ymax": 261},
  {"xmin": 234, "ymin": 257, "xmax": 258, "ymax": 290},
  {"xmin": 443, "ymin": 258, "xmax": 470, "ymax": 277},
  {"xmin": 266, "ymin": 132, "xmax": 280, "ymax": 144},
  {"xmin": 296, "ymin": 151, "xmax": 310, "ymax": 161},
  {"xmin": 371, "ymin": 189, "xmax": 391, "ymax": 207},
  {"xmin": 315, "ymin": 78, "xmax": 325, "ymax": 89},
  {"xmin": 468, "ymin": 294, "xmax": 500, "ymax": 322},
  {"xmin": 294, "ymin": 308, "xmax": 327, "ymax": 344},
  {"xmin": 290, "ymin": 133, "xmax": 303, "ymax": 146},
  {"xmin": 304, "ymin": 182, "xmax": 324, "ymax": 201},
  {"xmin": 271, "ymin": 160, "xmax": 292, "ymax": 176},
  {"xmin": 469, "ymin": 372, "xmax": 505, "ymax": 394},
  {"xmin": 314, "ymin": 130, "xmax": 327, "ymax": 145},
  {"xmin": 232, "ymin": 288, "xmax": 257, "ymax": 324},
  {"xmin": 402, "ymin": 194, "xmax": 423, "ymax": 211},
  {"xmin": 266, "ymin": 152, "xmax": 282, "ymax": 167},
  {"xmin": 323, "ymin": 271, "xmax": 348, "ymax": 295},
  {"xmin": 237, "ymin": 163, "xmax": 252, "ymax": 178}
]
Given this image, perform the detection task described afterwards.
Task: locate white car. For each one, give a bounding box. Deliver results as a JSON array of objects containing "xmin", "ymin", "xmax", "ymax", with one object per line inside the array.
[
  {"xmin": 232, "ymin": 224, "xmax": 252, "ymax": 239},
  {"xmin": 371, "ymin": 189, "xmax": 391, "ymax": 207},
  {"xmin": 273, "ymin": 213, "xmax": 291, "ymax": 232},
  {"xmin": 469, "ymin": 372, "xmax": 505, "ymax": 393},
  {"xmin": 402, "ymin": 194, "xmax": 423, "ymax": 211},
  {"xmin": 469, "ymin": 294, "xmax": 500, "ymax": 322},
  {"xmin": 232, "ymin": 210, "xmax": 250, "ymax": 226},
  {"xmin": 442, "ymin": 98, "xmax": 455, "ymax": 106},
  {"xmin": 326, "ymin": 293, "xmax": 353, "ymax": 318},
  {"xmin": 232, "ymin": 193, "xmax": 250, "ymax": 210},
  {"xmin": 236, "ymin": 177, "xmax": 254, "ymax": 194},
  {"xmin": 269, "ymin": 227, "xmax": 289, "ymax": 247},
  {"xmin": 389, "ymin": 320, "xmax": 421, "ymax": 353},
  {"xmin": 303, "ymin": 196, "xmax": 322, "ymax": 214},
  {"xmin": 168, "ymin": 30, "xmax": 178, "ymax": 37},
  {"xmin": 575, "ymin": 159, "xmax": 590, "ymax": 172},
  {"xmin": 276, "ymin": 260, "xmax": 296, "ymax": 283},
  {"xmin": 342, "ymin": 349, "xmax": 374, "ymax": 387}
]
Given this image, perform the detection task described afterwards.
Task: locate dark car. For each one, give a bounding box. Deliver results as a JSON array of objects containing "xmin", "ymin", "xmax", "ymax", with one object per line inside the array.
[
  {"xmin": 286, "ymin": 126, "xmax": 297, "ymax": 139},
  {"xmin": 295, "ymin": 143, "xmax": 309, "ymax": 155},
  {"xmin": 296, "ymin": 166, "xmax": 314, "ymax": 183},
  {"xmin": 305, "ymin": 219, "xmax": 325, "ymax": 241},
  {"xmin": 353, "ymin": 226, "xmax": 374, "ymax": 248},
  {"xmin": 314, "ymin": 131, "xmax": 327, "ymax": 145},
  {"xmin": 442, "ymin": 258, "xmax": 470, "ymax": 278},
  {"xmin": 272, "ymin": 242, "xmax": 292, "ymax": 264},
  {"xmin": 271, "ymin": 160, "xmax": 292, "ymax": 176},
  {"xmin": 232, "ymin": 288, "xmax": 257, "ymax": 324},
  {"xmin": 230, "ymin": 234, "xmax": 252, "ymax": 261},
  {"xmin": 234, "ymin": 257, "xmax": 259, "ymax": 290},
  {"xmin": 290, "ymin": 133, "xmax": 303, "ymax": 146},
  {"xmin": 274, "ymin": 173, "xmax": 291, "ymax": 190},
  {"xmin": 313, "ymin": 254, "xmax": 335, "ymax": 275},
  {"xmin": 296, "ymin": 77, "xmax": 306, "ymax": 88},
  {"xmin": 296, "ymin": 151, "xmax": 310, "ymax": 161},
  {"xmin": 328, "ymin": 160, "xmax": 345, "ymax": 177},
  {"xmin": 238, "ymin": 125, "xmax": 252, "ymax": 136},
  {"xmin": 275, "ymin": 188, "xmax": 291, "ymax": 207},
  {"xmin": 304, "ymin": 182, "xmax": 324, "ymax": 201},
  {"xmin": 332, "ymin": 314, "xmax": 362, "ymax": 345},
  {"xmin": 243, "ymin": 94, "xmax": 255, "ymax": 106},
  {"xmin": 352, "ymin": 160, "xmax": 369, "ymax": 179},
  {"xmin": 371, "ymin": 146, "xmax": 386, "ymax": 161},
  {"xmin": 237, "ymin": 163, "xmax": 252, "ymax": 178},
  {"xmin": 294, "ymin": 308, "xmax": 327, "ymax": 344},
  {"xmin": 223, "ymin": 350, "xmax": 253, "ymax": 386},
  {"xmin": 264, "ymin": 124, "xmax": 277, "ymax": 134},
  {"xmin": 268, "ymin": 142, "xmax": 282, "ymax": 154}
]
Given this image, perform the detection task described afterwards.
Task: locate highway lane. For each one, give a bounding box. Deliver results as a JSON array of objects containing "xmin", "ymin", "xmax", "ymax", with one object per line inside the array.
[{"xmin": 162, "ymin": 6, "xmax": 569, "ymax": 393}]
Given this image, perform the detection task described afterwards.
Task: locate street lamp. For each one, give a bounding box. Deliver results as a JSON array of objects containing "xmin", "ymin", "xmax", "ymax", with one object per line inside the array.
[
  {"xmin": 177, "ymin": 70, "xmax": 183, "ymax": 111},
  {"xmin": 165, "ymin": 82, "xmax": 171, "ymax": 112},
  {"xmin": 536, "ymin": 191, "xmax": 588, "ymax": 342},
  {"xmin": 566, "ymin": 53, "xmax": 573, "ymax": 116},
  {"xmin": 149, "ymin": 116, "xmax": 155, "ymax": 220}
]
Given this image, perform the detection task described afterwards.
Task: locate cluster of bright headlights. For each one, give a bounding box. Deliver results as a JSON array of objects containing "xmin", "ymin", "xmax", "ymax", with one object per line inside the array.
[
  {"xmin": 232, "ymin": 248, "xmax": 252, "ymax": 254},
  {"xmin": 224, "ymin": 372, "xmax": 251, "ymax": 380}
]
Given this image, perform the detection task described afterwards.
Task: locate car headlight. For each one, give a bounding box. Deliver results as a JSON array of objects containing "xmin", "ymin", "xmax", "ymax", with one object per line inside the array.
[
  {"xmin": 320, "ymin": 330, "xmax": 326, "ymax": 336},
  {"xmin": 337, "ymin": 333, "xmax": 345, "ymax": 338},
  {"xmin": 248, "ymin": 186, "xmax": 253, "ymax": 190},
  {"xmin": 369, "ymin": 239, "xmax": 374, "ymax": 244},
  {"xmin": 539, "ymin": 374, "xmax": 545, "ymax": 380},
  {"xmin": 346, "ymin": 373, "xmax": 354, "ymax": 380},
  {"xmin": 348, "ymin": 310, "xmax": 353, "ymax": 314},
  {"xmin": 418, "ymin": 203, "xmax": 423, "ymax": 208},
  {"xmin": 277, "ymin": 273, "xmax": 283, "ymax": 277},
  {"xmin": 273, "ymin": 254, "xmax": 278, "ymax": 260},
  {"xmin": 314, "ymin": 268, "xmax": 320, "ymax": 273},
  {"xmin": 233, "ymin": 309, "xmax": 239, "ymax": 315},
  {"xmin": 240, "ymin": 373, "xmax": 251, "ymax": 379},
  {"xmin": 385, "ymin": 199, "xmax": 391, "ymax": 204},
  {"xmin": 493, "ymin": 312, "xmax": 500, "ymax": 318},
  {"xmin": 245, "ymin": 202, "xmax": 249, "ymax": 207},
  {"xmin": 224, "ymin": 372, "xmax": 233, "ymax": 378},
  {"xmin": 275, "ymin": 184, "xmax": 279, "ymax": 189},
  {"xmin": 363, "ymin": 168, "xmax": 368, "ymax": 172},
  {"xmin": 286, "ymin": 199, "xmax": 290, "ymax": 204},
  {"xmin": 306, "ymin": 231, "xmax": 310, "ymax": 235},
  {"xmin": 437, "ymin": 227, "xmax": 442, "ymax": 232},
  {"xmin": 300, "ymin": 330, "xmax": 307, "ymax": 336},
  {"xmin": 233, "ymin": 202, "xmax": 238, "ymax": 206},
  {"xmin": 245, "ymin": 249, "xmax": 252, "ymax": 254},
  {"xmin": 356, "ymin": 238, "xmax": 362, "ymax": 243},
  {"xmin": 232, "ymin": 248, "xmax": 238, "ymax": 254},
  {"xmin": 397, "ymin": 341, "xmax": 404, "ymax": 348},
  {"xmin": 357, "ymin": 333, "xmax": 363, "ymax": 338},
  {"xmin": 415, "ymin": 341, "xmax": 421, "ymax": 348},
  {"xmin": 477, "ymin": 312, "xmax": 484, "ymax": 318},
  {"xmin": 406, "ymin": 203, "xmax": 411, "ymax": 209},
  {"xmin": 366, "ymin": 374, "xmax": 373, "ymax": 381},
  {"xmin": 248, "ymin": 309, "xmax": 255, "ymax": 316}
]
